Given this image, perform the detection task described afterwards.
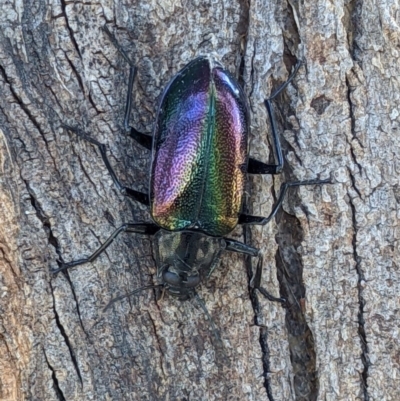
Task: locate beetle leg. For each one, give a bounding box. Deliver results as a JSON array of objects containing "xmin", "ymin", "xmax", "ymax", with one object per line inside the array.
[
  {"xmin": 249, "ymin": 60, "xmax": 303, "ymax": 175},
  {"xmin": 224, "ymin": 241, "xmax": 285, "ymax": 303},
  {"xmin": 224, "ymin": 238, "xmax": 259, "ymax": 257},
  {"xmin": 206, "ymin": 239, "xmax": 259, "ymax": 280},
  {"xmin": 53, "ymin": 223, "xmax": 160, "ymax": 274},
  {"xmin": 102, "ymin": 25, "xmax": 134, "ymax": 66},
  {"xmin": 250, "ymin": 255, "xmax": 285, "ymax": 304},
  {"xmin": 124, "ymin": 64, "xmax": 153, "ymax": 150},
  {"xmin": 128, "ymin": 126, "xmax": 153, "ymax": 150},
  {"xmin": 268, "ymin": 60, "xmax": 303, "ymax": 100},
  {"xmin": 102, "ymin": 25, "xmax": 153, "ymax": 150},
  {"xmin": 63, "ymin": 125, "xmax": 149, "ymax": 205},
  {"xmin": 239, "ymin": 178, "xmax": 331, "ymax": 225},
  {"xmin": 247, "ymin": 157, "xmax": 281, "ymax": 174}
]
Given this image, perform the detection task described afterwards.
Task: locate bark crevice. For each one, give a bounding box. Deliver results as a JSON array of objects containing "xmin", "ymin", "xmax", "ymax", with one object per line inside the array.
[
  {"xmin": 63, "ymin": 273, "xmax": 87, "ymax": 337},
  {"xmin": 146, "ymin": 311, "xmax": 167, "ymax": 380},
  {"xmin": 50, "ymin": 283, "xmax": 83, "ymax": 386},
  {"xmin": 276, "ymin": 212, "xmax": 318, "ymax": 401},
  {"xmin": 259, "ymin": 326, "xmax": 278, "ymax": 401},
  {"xmin": 24, "ymin": 180, "xmax": 62, "ymax": 260},
  {"xmin": 345, "ymin": 74, "xmax": 365, "ymax": 153},
  {"xmin": 0, "ymin": 65, "xmax": 57, "ymax": 169},
  {"xmin": 59, "ymin": 0, "xmax": 82, "ymax": 60},
  {"xmin": 243, "ymin": 238, "xmax": 277, "ymax": 401},
  {"xmin": 348, "ymin": 191, "xmax": 370, "ymax": 401},
  {"xmin": 27, "ymin": 163, "xmax": 88, "ymax": 338},
  {"xmin": 44, "ymin": 350, "xmax": 67, "ymax": 401}
]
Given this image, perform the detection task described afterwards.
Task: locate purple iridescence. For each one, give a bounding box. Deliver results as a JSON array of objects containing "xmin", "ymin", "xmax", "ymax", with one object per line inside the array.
[{"xmin": 150, "ymin": 57, "xmax": 248, "ymax": 236}]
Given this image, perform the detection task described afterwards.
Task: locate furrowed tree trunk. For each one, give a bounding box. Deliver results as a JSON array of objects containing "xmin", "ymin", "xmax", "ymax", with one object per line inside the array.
[{"xmin": 0, "ymin": 1, "xmax": 398, "ymax": 400}]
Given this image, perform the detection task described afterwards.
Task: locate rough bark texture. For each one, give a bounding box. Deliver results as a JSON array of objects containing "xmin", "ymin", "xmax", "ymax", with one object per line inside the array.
[{"xmin": 0, "ymin": 1, "xmax": 399, "ymax": 400}]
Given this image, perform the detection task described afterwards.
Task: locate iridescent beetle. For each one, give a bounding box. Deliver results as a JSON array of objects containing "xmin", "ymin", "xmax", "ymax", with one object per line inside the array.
[{"xmin": 55, "ymin": 26, "xmax": 328, "ymax": 306}]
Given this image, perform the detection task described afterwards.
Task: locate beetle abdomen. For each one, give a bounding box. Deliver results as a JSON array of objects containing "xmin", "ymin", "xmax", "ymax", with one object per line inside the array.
[{"xmin": 150, "ymin": 57, "xmax": 248, "ymax": 236}]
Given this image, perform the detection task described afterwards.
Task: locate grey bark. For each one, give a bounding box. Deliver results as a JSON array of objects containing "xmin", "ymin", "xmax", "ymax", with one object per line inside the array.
[{"xmin": 0, "ymin": 1, "xmax": 398, "ymax": 400}]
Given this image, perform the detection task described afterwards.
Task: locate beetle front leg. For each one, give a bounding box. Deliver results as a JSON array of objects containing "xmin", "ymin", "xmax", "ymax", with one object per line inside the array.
[
  {"xmin": 53, "ymin": 223, "xmax": 160, "ymax": 274},
  {"xmin": 102, "ymin": 25, "xmax": 153, "ymax": 151}
]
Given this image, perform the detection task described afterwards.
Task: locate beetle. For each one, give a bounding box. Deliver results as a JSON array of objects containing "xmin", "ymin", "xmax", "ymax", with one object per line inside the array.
[{"xmin": 54, "ymin": 26, "xmax": 329, "ymax": 306}]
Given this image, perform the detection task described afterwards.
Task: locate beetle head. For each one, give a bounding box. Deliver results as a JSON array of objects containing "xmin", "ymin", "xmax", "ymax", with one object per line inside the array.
[{"xmin": 162, "ymin": 268, "xmax": 200, "ymax": 300}]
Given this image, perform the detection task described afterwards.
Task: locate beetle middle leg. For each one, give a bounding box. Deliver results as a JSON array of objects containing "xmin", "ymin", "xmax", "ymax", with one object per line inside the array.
[
  {"xmin": 221, "ymin": 238, "xmax": 285, "ymax": 303},
  {"xmin": 53, "ymin": 223, "xmax": 160, "ymax": 274},
  {"xmin": 249, "ymin": 255, "xmax": 285, "ymax": 303},
  {"xmin": 102, "ymin": 25, "xmax": 153, "ymax": 151},
  {"xmin": 63, "ymin": 124, "xmax": 149, "ymax": 205}
]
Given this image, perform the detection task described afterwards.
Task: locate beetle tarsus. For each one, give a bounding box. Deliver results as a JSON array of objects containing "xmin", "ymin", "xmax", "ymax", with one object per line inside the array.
[
  {"xmin": 250, "ymin": 256, "xmax": 286, "ymax": 305},
  {"xmin": 53, "ymin": 259, "xmax": 82, "ymax": 274},
  {"xmin": 268, "ymin": 60, "xmax": 303, "ymax": 100},
  {"xmin": 102, "ymin": 24, "xmax": 135, "ymax": 67}
]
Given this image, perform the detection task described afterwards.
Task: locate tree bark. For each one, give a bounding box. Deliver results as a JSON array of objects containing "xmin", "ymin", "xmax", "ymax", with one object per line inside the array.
[{"xmin": 0, "ymin": 1, "xmax": 398, "ymax": 400}]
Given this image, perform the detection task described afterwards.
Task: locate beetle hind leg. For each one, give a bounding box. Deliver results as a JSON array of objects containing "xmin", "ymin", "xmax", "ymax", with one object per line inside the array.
[
  {"xmin": 103, "ymin": 25, "xmax": 153, "ymax": 151},
  {"xmin": 239, "ymin": 178, "xmax": 331, "ymax": 226},
  {"xmin": 249, "ymin": 60, "xmax": 303, "ymax": 175},
  {"xmin": 124, "ymin": 65, "xmax": 152, "ymax": 150},
  {"xmin": 62, "ymin": 124, "xmax": 150, "ymax": 205},
  {"xmin": 247, "ymin": 157, "xmax": 281, "ymax": 175},
  {"xmin": 128, "ymin": 127, "xmax": 153, "ymax": 150}
]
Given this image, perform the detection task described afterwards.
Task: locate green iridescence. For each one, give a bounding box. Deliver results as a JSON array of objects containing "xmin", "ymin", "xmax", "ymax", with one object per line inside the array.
[{"xmin": 151, "ymin": 57, "xmax": 248, "ymax": 236}]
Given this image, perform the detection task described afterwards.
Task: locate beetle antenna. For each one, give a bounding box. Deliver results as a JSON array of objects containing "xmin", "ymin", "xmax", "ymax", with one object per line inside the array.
[
  {"xmin": 194, "ymin": 293, "xmax": 220, "ymax": 338},
  {"xmin": 193, "ymin": 292, "xmax": 228, "ymax": 361},
  {"xmin": 103, "ymin": 284, "xmax": 163, "ymax": 312}
]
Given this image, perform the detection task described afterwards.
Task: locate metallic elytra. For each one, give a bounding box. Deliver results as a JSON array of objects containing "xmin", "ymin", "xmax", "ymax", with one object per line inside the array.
[{"xmin": 150, "ymin": 57, "xmax": 248, "ymax": 237}]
